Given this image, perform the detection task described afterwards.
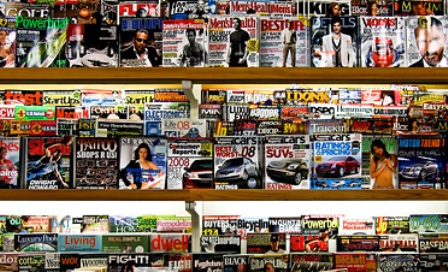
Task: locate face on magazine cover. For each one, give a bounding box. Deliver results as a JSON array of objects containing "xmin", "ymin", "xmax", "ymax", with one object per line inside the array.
[{"xmin": 415, "ymin": 20, "xmax": 446, "ymax": 66}]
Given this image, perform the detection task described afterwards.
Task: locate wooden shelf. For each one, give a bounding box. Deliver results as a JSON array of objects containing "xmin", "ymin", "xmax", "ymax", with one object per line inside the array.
[
  {"xmin": 2, "ymin": 67, "xmax": 448, "ymax": 84},
  {"xmin": 1, "ymin": 189, "xmax": 447, "ymax": 201}
]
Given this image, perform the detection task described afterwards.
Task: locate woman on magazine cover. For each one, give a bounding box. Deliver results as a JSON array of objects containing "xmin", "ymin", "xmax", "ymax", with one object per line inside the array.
[
  {"xmin": 370, "ymin": 139, "xmax": 397, "ymax": 189},
  {"xmin": 120, "ymin": 143, "xmax": 164, "ymax": 189}
]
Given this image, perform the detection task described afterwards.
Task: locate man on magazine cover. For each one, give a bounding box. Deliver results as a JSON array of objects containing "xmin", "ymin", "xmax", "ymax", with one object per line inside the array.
[
  {"xmin": 410, "ymin": 16, "xmax": 448, "ymax": 67},
  {"xmin": 180, "ymin": 28, "xmax": 207, "ymax": 67},
  {"xmin": 319, "ymin": 16, "xmax": 355, "ymax": 67},
  {"xmin": 282, "ymin": 21, "xmax": 297, "ymax": 67},
  {"xmin": 265, "ymin": 234, "xmax": 285, "ymax": 254},
  {"xmin": 227, "ymin": 17, "xmax": 250, "ymax": 67},
  {"xmin": 120, "ymin": 29, "xmax": 161, "ymax": 67}
]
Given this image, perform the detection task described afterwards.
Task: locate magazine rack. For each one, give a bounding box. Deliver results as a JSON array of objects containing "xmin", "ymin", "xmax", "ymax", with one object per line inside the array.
[{"xmin": 1, "ymin": 66, "xmax": 448, "ymax": 201}]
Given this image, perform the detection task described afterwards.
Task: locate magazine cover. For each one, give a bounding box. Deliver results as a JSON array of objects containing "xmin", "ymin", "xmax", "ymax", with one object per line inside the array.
[
  {"xmin": 162, "ymin": 19, "xmax": 207, "ymax": 67},
  {"xmin": 419, "ymin": 233, "xmax": 448, "ymax": 253},
  {"xmin": 149, "ymin": 233, "xmax": 191, "ymax": 252},
  {"xmin": 268, "ymin": 216, "xmax": 301, "ymax": 234},
  {"xmin": 236, "ymin": 217, "xmax": 269, "ymax": 241},
  {"xmin": 161, "ymin": 118, "xmax": 207, "ymax": 138},
  {"xmin": 200, "ymin": 235, "xmax": 241, "ymax": 253},
  {"xmin": 289, "ymin": 253, "xmax": 334, "ymax": 271},
  {"xmin": 14, "ymin": 233, "xmax": 58, "ymax": 252},
  {"xmin": 59, "ymin": 253, "xmax": 109, "ymax": 271},
  {"xmin": 311, "ymin": 16, "xmax": 359, "ymax": 67},
  {"xmin": 409, "ymin": 214, "xmax": 448, "ymax": 233},
  {"xmin": 375, "ymin": 216, "xmax": 409, "ymax": 234},
  {"xmin": 351, "ymin": 0, "xmax": 393, "ymax": 16},
  {"xmin": 0, "ymin": 253, "xmax": 18, "ymax": 271},
  {"xmin": 229, "ymin": 0, "xmax": 270, "ymax": 16},
  {"xmin": 334, "ymin": 252, "xmax": 376, "ymax": 272},
  {"xmin": 397, "ymin": 134, "xmax": 446, "ymax": 189},
  {"xmin": 167, "ymin": 138, "xmax": 213, "ymax": 189},
  {"xmin": 164, "ymin": 252, "xmax": 192, "ymax": 272},
  {"xmin": 420, "ymin": 253, "xmax": 448, "ymax": 271},
  {"xmin": 260, "ymin": 17, "xmax": 309, "ymax": 67},
  {"xmin": 52, "ymin": 0, "xmax": 101, "ymax": 24},
  {"xmin": 377, "ymin": 253, "xmax": 419, "ymax": 272},
  {"xmin": 118, "ymin": 1, "xmax": 161, "ymax": 18},
  {"xmin": 118, "ymin": 136, "xmax": 167, "ymax": 190},
  {"xmin": 301, "ymin": 214, "xmax": 340, "ymax": 238},
  {"xmin": 248, "ymin": 254, "xmax": 289, "ymax": 272},
  {"xmin": 0, "ymin": 137, "xmax": 19, "ymax": 189},
  {"xmin": 0, "ymin": 17, "xmax": 16, "ymax": 68},
  {"xmin": 74, "ymin": 137, "xmax": 119, "ymax": 189},
  {"xmin": 193, "ymin": 253, "xmax": 224, "ymax": 272},
  {"xmin": 247, "ymin": 233, "xmax": 286, "ymax": 254},
  {"xmin": 361, "ymin": 135, "xmax": 397, "ymax": 189},
  {"xmin": 23, "ymin": 135, "xmax": 73, "ymax": 189},
  {"xmin": 15, "ymin": 16, "xmax": 67, "ymax": 68},
  {"xmin": 298, "ymin": 0, "xmax": 350, "ymax": 17},
  {"xmin": 144, "ymin": 102, "xmax": 190, "ymax": 136},
  {"xmin": 108, "ymin": 253, "xmax": 167, "ymax": 271},
  {"xmin": 207, "ymin": 16, "xmax": 259, "ymax": 67},
  {"xmin": 119, "ymin": 17, "xmax": 163, "ymax": 67},
  {"xmin": 406, "ymin": 16, "xmax": 448, "ymax": 67},
  {"xmin": 339, "ymin": 218, "xmax": 376, "ymax": 235},
  {"xmin": 214, "ymin": 136, "xmax": 262, "ymax": 189},
  {"xmin": 65, "ymin": 24, "xmax": 118, "ymax": 67},
  {"xmin": 290, "ymin": 233, "xmax": 329, "ymax": 252},
  {"xmin": 202, "ymin": 215, "xmax": 239, "ymax": 235},
  {"xmin": 167, "ymin": 0, "xmax": 215, "ymax": 20},
  {"xmin": 311, "ymin": 134, "xmax": 362, "ymax": 190},
  {"xmin": 58, "ymin": 234, "xmax": 102, "ymax": 252},
  {"xmin": 264, "ymin": 135, "xmax": 311, "ymax": 190},
  {"xmin": 360, "ymin": 17, "xmax": 406, "ymax": 67},
  {"xmin": 336, "ymin": 235, "xmax": 379, "ymax": 251},
  {"xmin": 394, "ymin": 0, "xmax": 443, "ymax": 16},
  {"xmin": 18, "ymin": 253, "xmax": 46, "ymax": 271},
  {"xmin": 378, "ymin": 234, "xmax": 418, "ymax": 252},
  {"xmin": 102, "ymin": 234, "xmax": 149, "ymax": 253},
  {"xmin": 223, "ymin": 254, "xmax": 249, "ymax": 272}
]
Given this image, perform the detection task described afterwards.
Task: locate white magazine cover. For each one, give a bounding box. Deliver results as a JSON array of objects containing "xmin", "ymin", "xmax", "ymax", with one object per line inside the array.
[
  {"xmin": 406, "ymin": 16, "xmax": 448, "ymax": 67},
  {"xmin": 360, "ymin": 16, "xmax": 406, "ymax": 67},
  {"xmin": 162, "ymin": 19, "xmax": 207, "ymax": 67},
  {"xmin": 260, "ymin": 17, "xmax": 310, "ymax": 67}
]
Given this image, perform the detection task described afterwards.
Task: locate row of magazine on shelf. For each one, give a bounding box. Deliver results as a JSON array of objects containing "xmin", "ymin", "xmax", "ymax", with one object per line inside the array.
[
  {"xmin": 0, "ymin": 133, "xmax": 445, "ymax": 190},
  {"xmin": 1, "ymin": 213, "xmax": 448, "ymax": 271},
  {"xmin": 5, "ymin": 10, "xmax": 448, "ymax": 68},
  {"xmin": 3, "ymin": 251, "xmax": 448, "ymax": 272},
  {"xmin": 2, "ymin": 86, "xmax": 445, "ymax": 138}
]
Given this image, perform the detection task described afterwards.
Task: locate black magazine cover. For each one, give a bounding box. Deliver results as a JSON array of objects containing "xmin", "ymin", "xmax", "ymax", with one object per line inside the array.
[
  {"xmin": 249, "ymin": 254, "xmax": 289, "ymax": 272},
  {"xmin": 23, "ymin": 135, "xmax": 73, "ymax": 189},
  {"xmin": 119, "ymin": 17, "xmax": 162, "ymax": 67},
  {"xmin": 193, "ymin": 253, "xmax": 224, "ymax": 272},
  {"xmin": 290, "ymin": 253, "xmax": 334, "ymax": 271},
  {"xmin": 15, "ymin": 16, "xmax": 68, "ymax": 67},
  {"xmin": 223, "ymin": 254, "xmax": 249, "ymax": 272},
  {"xmin": 311, "ymin": 16, "xmax": 359, "ymax": 67},
  {"xmin": 107, "ymin": 253, "xmax": 167, "ymax": 271},
  {"xmin": 74, "ymin": 137, "xmax": 119, "ymax": 189},
  {"xmin": 65, "ymin": 23, "xmax": 118, "ymax": 67}
]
